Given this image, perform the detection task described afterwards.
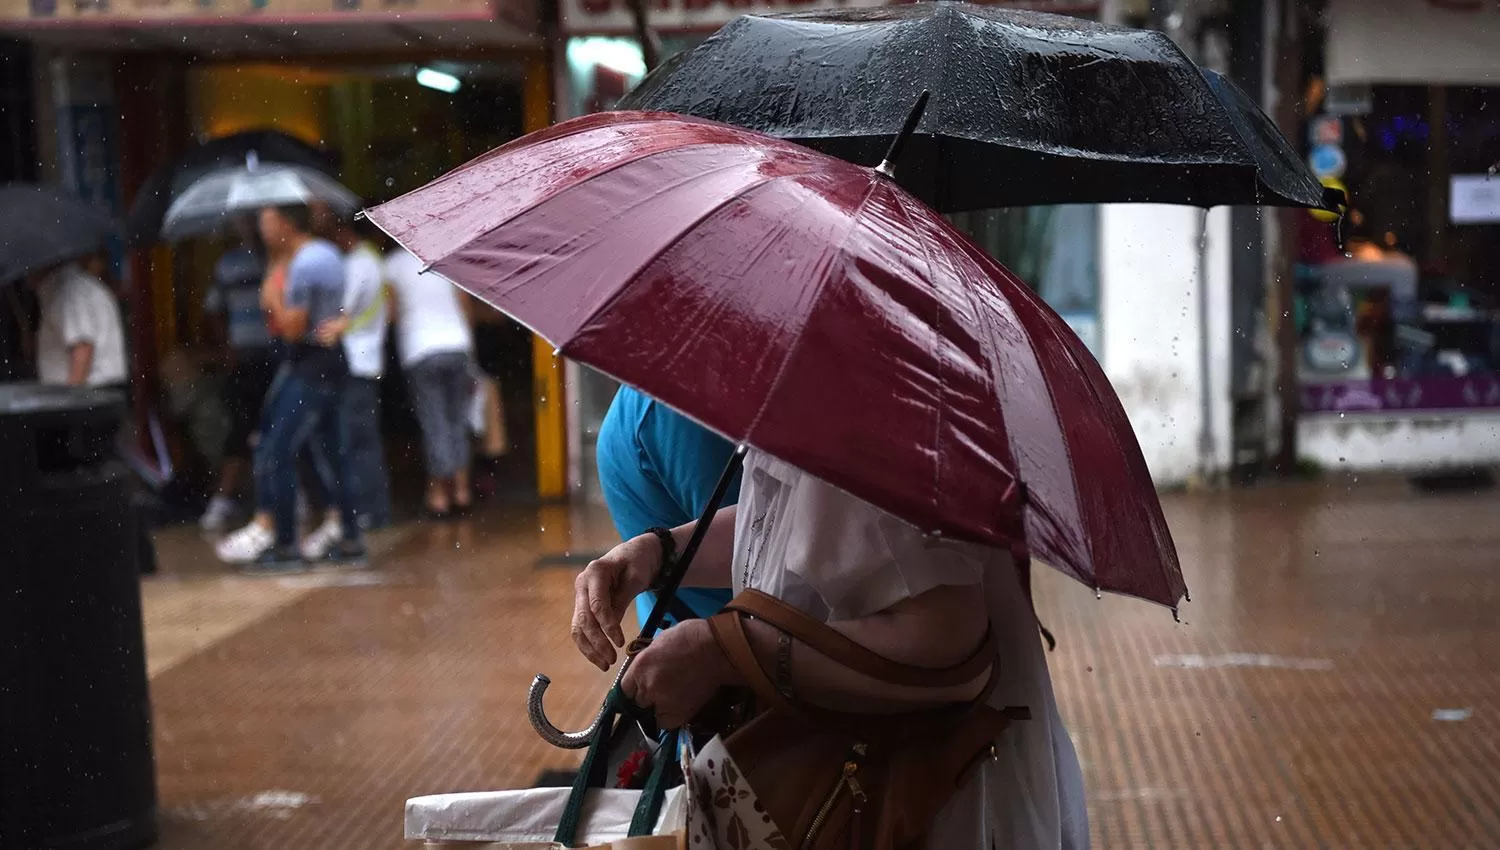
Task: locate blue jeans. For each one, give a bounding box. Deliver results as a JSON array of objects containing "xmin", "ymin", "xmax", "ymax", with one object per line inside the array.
[{"xmin": 253, "ymin": 356, "xmax": 359, "ymax": 548}]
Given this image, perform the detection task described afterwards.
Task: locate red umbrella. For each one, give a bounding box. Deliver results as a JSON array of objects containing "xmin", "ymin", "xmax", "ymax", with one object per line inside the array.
[{"xmin": 367, "ymin": 111, "xmax": 1186, "ymax": 611}]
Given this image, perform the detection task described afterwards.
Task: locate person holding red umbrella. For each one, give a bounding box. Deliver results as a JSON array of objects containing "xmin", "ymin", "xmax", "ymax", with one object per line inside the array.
[
  {"xmin": 366, "ymin": 108, "xmax": 1159, "ymax": 849},
  {"xmin": 573, "ymin": 446, "xmax": 1090, "ymax": 848}
]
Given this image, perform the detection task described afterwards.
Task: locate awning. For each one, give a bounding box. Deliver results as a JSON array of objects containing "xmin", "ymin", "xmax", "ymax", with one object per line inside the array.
[
  {"xmin": 0, "ymin": 0, "xmax": 538, "ymax": 55},
  {"xmin": 559, "ymin": 0, "xmax": 1099, "ymax": 37},
  {"xmin": 1327, "ymin": 0, "xmax": 1500, "ymax": 87}
]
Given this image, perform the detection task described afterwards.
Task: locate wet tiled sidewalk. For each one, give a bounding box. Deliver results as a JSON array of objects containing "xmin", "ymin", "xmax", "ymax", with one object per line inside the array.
[{"xmin": 144, "ymin": 477, "xmax": 1500, "ymax": 848}]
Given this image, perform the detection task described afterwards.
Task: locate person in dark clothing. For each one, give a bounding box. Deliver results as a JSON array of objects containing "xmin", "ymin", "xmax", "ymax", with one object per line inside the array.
[{"xmin": 199, "ymin": 217, "xmax": 277, "ymax": 531}]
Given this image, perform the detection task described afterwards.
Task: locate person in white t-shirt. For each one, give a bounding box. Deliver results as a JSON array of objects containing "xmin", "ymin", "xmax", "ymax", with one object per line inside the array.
[
  {"xmin": 571, "ymin": 449, "xmax": 1091, "ymax": 850},
  {"xmin": 311, "ymin": 209, "xmax": 392, "ymax": 540},
  {"xmin": 27, "ymin": 260, "xmax": 127, "ymax": 388},
  {"xmin": 384, "ymin": 247, "xmax": 476, "ymax": 518}
]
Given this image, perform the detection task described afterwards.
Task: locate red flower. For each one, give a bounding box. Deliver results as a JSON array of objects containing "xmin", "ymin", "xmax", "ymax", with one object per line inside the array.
[{"xmin": 616, "ymin": 749, "xmax": 651, "ymax": 789}]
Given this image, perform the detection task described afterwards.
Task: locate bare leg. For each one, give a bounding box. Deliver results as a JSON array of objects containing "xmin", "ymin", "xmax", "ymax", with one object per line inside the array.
[
  {"xmin": 453, "ymin": 467, "xmax": 472, "ymax": 511},
  {"xmin": 426, "ymin": 479, "xmax": 451, "ymax": 515}
]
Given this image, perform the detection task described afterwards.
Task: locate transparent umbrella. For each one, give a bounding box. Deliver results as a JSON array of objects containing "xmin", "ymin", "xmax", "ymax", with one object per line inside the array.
[{"xmin": 160, "ymin": 158, "xmax": 359, "ymax": 243}]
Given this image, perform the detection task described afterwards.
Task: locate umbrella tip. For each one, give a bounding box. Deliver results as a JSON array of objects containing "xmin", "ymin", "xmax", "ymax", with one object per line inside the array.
[
  {"xmin": 1172, "ymin": 606, "xmax": 1181, "ymax": 624},
  {"xmin": 875, "ymin": 90, "xmax": 931, "ymax": 180}
]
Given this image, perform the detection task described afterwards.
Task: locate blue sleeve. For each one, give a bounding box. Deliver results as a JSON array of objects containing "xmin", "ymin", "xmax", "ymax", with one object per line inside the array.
[
  {"xmin": 639, "ymin": 400, "xmax": 743, "ymax": 520},
  {"xmin": 286, "ymin": 247, "xmax": 342, "ymax": 310}
]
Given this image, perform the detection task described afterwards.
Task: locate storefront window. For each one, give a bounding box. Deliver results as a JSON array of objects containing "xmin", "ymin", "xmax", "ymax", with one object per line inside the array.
[{"xmin": 1297, "ymin": 85, "xmax": 1500, "ymax": 414}]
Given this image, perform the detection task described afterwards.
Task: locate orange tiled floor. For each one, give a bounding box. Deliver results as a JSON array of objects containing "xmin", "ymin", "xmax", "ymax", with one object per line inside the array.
[{"xmin": 143, "ymin": 476, "xmax": 1500, "ymax": 849}]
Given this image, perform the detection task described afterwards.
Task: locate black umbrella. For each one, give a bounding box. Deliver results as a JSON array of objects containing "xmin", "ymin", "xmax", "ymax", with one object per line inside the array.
[
  {"xmin": 0, "ymin": 184, "xmax": 117, "ymax": 283},
  {"xmin": 125, "ymin": 129, "xmax": 335, "ymax": 245},
  {"xmin": 619, "ymin": 3, "xmax": 1341, "ymax": 214}
]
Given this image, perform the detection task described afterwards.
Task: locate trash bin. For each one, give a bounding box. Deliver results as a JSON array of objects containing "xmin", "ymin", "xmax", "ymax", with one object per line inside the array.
[{"xmin": 0, "ymin": 383, "xmax": 158, "ymax": 850}]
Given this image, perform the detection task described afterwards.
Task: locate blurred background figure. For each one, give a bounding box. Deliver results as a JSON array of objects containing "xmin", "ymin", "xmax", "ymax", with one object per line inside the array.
[
  {"xmin": 312, "ymin": 204, "xmax": 392, "ymax": 531},
  {"xmin": 384, "ymin": 246, "xmax": 475, "ymax": 519},
  {"xmin": 26, "ymin": 256, "xmax": 127, "ymax": 389},
  {"xmin": 198, "ymin": 216, "xmax": 275, "ymax": 532},
  {"xmin": 215, "ymin": 204, "xmax": 364, "ymax": 570}
]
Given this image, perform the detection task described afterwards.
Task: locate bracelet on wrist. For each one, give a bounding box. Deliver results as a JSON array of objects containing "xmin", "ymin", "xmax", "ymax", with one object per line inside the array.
[{"xmin": 643, "ymin": 527, "xmax": 677, "ymax": 592}]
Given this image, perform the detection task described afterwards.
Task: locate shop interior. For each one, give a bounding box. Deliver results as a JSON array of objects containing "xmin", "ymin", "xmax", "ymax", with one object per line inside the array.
[
  {"xmin": 159, "ymin": 58, "xmax": 540, "ymax": 504},
  {"xmin": 1297, "ymin": 83, "xmax": 1500, "ymax": 410}
]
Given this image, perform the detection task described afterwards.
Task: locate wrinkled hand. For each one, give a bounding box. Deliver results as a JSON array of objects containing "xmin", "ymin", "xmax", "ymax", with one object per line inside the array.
[
  {"xmin": 621, "ymin": 620, "xmax": 733, "ymax": 730},
  {"xmin": 572, "ymin": 535, "xmax": 661, "ymax": 670},
  {"xmin": 314, "ymin": 316, "xmax": 350, "ymax": 346}
]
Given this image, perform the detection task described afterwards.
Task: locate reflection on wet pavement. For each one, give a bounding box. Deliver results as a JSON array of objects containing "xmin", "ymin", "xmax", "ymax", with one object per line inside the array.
[{"xmin": 145, "ymin": 476, "xmax": 1500, "ymax": 848}]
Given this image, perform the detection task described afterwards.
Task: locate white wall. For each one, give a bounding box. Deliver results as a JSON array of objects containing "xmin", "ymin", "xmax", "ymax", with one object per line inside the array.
[
  {"xmin": 1099, "ymin": 204, "xmax": 1234, "ymax": 486},
  {"xmin": 1300, "ymin": 414, "xmax": 1500, "ymax": 471}
]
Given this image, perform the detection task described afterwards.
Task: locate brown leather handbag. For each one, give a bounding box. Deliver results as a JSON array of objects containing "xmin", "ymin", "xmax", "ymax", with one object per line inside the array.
[{"xmin": 700, "ymin": 590, "xmax": 1029, "ymax": 850}]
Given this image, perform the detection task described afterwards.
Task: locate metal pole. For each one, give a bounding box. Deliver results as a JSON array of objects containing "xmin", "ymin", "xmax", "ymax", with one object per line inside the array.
[{"xmin": 1272, "ymin": 0, "xmax": 1304, "ymax": 473}]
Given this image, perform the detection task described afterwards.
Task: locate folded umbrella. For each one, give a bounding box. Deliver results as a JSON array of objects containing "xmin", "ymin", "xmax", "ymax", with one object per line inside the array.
[
  {"xmin": 367, "ymin": 110, "xmax": 1184, "ymax": 611},
  {"xmin": 619, "ymin": 3, "xmax": 1340, "ymax": 214},
  {"xmin": 126, "ymin": 129, "xmax": 335, "ymax": 245},
  {"xmin": 0, "ymin": 184, "xmax": 117, "ymax": 283},
  {"xmin": 161, "ymin": 162, "xmax": 360, "ymax": 243}
]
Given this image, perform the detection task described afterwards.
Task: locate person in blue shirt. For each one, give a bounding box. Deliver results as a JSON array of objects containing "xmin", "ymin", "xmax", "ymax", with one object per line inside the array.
[{"xmin": 595, "ymin": 384, "xmax": 741, "ymax": 628}]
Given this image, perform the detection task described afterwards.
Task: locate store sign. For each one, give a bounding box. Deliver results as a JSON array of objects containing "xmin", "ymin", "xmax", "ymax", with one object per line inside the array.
[
  {"xmin": 1324, "ymin": 84, "xmax": 1373, "ymax": 116},
  {"xmin": 1451, "ymin": 174, "xmax": 1500, "ymax": 224},
  {"xmin": 1327, "ymin": 0, "xmax": 1500, "ymax": 87},
  {"xmin": 1308, "ymin": 144, "xmax": 1347, "ymax": 181},
  {"xmin": 1304, "ymin": 377, "xmax": 1500, "ymax": 414},
  {"xmin": 1308, "ymin": 116, "xmax": 1343, "ymax": 148},
  {"xmin": 0, "ymin": 0, "xmax": 491, "ymax": 22},
  {"xmin": 561, "ymin": 0, "xmax": 1099, "ymax": 35}
]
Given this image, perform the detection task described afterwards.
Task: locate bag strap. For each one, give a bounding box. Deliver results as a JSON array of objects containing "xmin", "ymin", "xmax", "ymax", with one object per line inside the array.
[
  {"xmin": 724, "ymin": 590, "xmax": 994, "ymax": 689},
  {"xmin": 554, "ymin": 686, "xmax": 622, "ymax": 846},
  {"xmin": 627, "ymin": 731, "xmax": 675, "ymax": 836},
  {"xmin": 706, "ymin": 602, "xmax": 1008, "ymax": 739}
]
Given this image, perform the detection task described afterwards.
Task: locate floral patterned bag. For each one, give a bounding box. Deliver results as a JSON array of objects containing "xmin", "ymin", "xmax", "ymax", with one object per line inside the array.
[{"xmin": 681, "ymin": 732, "xmax": 789, "ymax": 850}]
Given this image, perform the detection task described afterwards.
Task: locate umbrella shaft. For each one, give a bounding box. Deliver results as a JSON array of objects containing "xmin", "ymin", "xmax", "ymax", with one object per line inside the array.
[{"xmin": 637, "ymin": 444, "xmax": 747, "ymax": 638}]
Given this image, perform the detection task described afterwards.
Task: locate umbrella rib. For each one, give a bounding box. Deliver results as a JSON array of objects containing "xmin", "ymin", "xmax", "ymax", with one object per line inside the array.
[
  {"xmin": 963, "ymin": 237, "xmax": 1107, "ymax": 583},
  {"xmin": 553, "ymin": 160, "xmax": 838, "ymax": 361},
  {"xmin": 884, "ymin": 186, "xmax": 950, "ymax": 530},
  {"xmin": 738, "ymin": 178, "xmax": 882, "ymax": 445},
  {"xmin": 412, "ymin": 138, "xmax": 764, "ymax": 267}
]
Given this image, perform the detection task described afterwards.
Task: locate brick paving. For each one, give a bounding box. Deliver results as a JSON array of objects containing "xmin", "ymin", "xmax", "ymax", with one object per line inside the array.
[{"xmin": 143, "ymin": 476, "xmax": 1500, "ymax": 848}]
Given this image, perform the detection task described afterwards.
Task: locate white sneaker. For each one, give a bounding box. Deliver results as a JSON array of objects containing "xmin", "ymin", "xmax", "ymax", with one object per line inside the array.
[
  {"xmin": 216, "ymin": 522, "xmax": 276, "ymax": 564},
  {"xmin": 300, "ymin": 514, "xmax": 343, "ymax": 562},
  {"xmin": 199, "ymin": 496, "xmax": 237, "ymax": 532}
]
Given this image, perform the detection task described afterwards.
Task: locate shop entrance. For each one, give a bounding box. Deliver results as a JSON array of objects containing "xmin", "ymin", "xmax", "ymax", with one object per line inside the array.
[{"xmin": 170, "ymin": 58, "xmax": 540, "ymax": 503}]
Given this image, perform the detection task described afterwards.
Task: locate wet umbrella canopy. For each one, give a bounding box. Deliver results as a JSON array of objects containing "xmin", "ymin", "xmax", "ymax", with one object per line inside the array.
[
  {"xmin": 0, "ymin": 185, "xmax": 117, "ymax": 283},
  {"xmin": 619, "ymin": 3, "xmax": 1339, "ymax": 214},
  {"xmin": 365, "ymin": 111, "xmax": 1185, "ymax": 611}
]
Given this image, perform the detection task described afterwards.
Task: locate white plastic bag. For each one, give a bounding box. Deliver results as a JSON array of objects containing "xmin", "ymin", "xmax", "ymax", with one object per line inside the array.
[{"xmin": 407, "ymin": 786, "xmax": 686, "ymax": 848}]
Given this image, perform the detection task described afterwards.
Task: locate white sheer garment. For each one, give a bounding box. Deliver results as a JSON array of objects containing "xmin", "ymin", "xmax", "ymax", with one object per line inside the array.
[{"xmin": 729, "ymin": 449, "xmax": 1090, "ymax": 850}]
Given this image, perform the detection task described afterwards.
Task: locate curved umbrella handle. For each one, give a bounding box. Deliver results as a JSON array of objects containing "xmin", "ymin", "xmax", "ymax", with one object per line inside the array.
[{"xmin": 527, "ymin": 642, "xmax": 645, "ymax": 749}]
